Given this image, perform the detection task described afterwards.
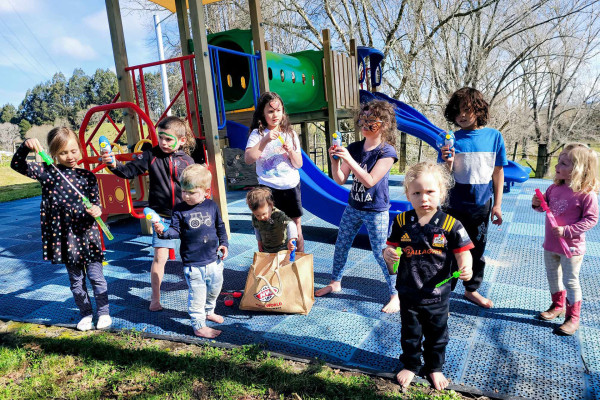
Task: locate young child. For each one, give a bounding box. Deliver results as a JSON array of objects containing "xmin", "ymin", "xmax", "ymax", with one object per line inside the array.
[
  {"xmin": 315, "ymin": 100, "xmax": 400, "ymax": 313},
  {"xmin": 102, "ymin": 116, "xmax": 195, "ymax": 311},
  {"xmin": 11, "ymin": 128, "xmax": 111, "ymax": 331},
  {"xmin": 532, "ymin": 143, "xmax": 599, "ymax": 335},
  {"xmin": 154, "ymin": 164, "xmax": 229, "ymax": 338},
  {"xmin": 384, "ymin": 161, "xmax": 473, "ymax": 390},
  {"xmin": 441, "ymin": 87, "xmax": 507, "ymax": 308},
  {"xmin": 246, "ymin": 187, "xmax": 298, "ymax": 253},
  {"xmin": 244, "ymin": 92, "xmax": 304, "ymax": 252}
]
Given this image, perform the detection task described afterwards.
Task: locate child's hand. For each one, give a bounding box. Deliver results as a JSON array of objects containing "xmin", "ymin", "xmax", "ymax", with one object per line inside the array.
[
  {"xmin": 85, "ymin": 204, "xmax": 102, "ymax": 218},
  {"xmin": 552, "ymin": 226, "xmax": 565, "ymax": 238},
  {"xmin": 262, "ymin": 130, "xmax": 280, "ymax": 144},
  {"xmin": 330, "ymin": 146, "xmax": 350, "ymax": 162},
  {"xmin": 101, "ymin": 152, "xmax": 117, "ymax": 168},
  {"xmin": 532, "ymin": 194, "xmax": 541, "ymax": 208},
  {"xmin": 24, "ymin": 138, "xmax": 43, "ymax": 153},
  {"xmin": 383, "ymin": 247, "xmax": 400, "ymax": 265},
  {"xmin": 287, "ymin": 239, "xmax": 297, "ymax": 252},
  {"xmin": 153, "ymin": 221, "xmax": 164, "ymax": 234},
  {"xmin": 282, "ymin": 142, "xmax": 293, "ymax": 154},
  {"xmin": 459, "ymin": 264, "xmax": 473, "ymax": 281},
  {"xmin": 440, "ymin": 145, "xmax": 454, "ymax": 161},
  {"xmin": 218, "ymin": 245, "xmax": 228, "ymax": 260},
  {"xmin": 491, "ymin": 205, "xmax": 503, "ymax": 225}
]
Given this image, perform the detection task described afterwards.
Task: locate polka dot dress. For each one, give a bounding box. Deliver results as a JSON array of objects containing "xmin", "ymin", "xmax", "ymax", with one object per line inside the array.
[{"xmin": 11, "ymin": 144, "xmax": 103, "ymax": 265}]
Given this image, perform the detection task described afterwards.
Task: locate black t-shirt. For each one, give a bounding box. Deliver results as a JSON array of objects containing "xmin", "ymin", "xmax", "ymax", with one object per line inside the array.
[{"xmin": 387, "ymin": 209, "xmax": 473, "ymax": 304}]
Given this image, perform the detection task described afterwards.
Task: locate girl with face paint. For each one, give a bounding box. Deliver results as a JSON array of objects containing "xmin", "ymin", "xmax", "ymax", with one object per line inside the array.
[{"xmin": 102, "ymin": 116, "xmax": 196, "ymax": 311}]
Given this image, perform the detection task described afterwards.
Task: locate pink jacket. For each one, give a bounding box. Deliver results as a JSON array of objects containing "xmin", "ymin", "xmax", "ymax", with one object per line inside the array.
[{"xmin": 535, "ymin": 184, "xmax": 599, "ymax": 256}]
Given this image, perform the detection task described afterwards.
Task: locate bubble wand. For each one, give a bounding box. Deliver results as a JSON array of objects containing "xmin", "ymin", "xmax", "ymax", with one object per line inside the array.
[
  {"xmin": 435, "ymin": 271, "xmax": 461, "ymax": 288},
  {"xmin": 38, "ymin": 150, "xmax": 113, "ymax": 240}
]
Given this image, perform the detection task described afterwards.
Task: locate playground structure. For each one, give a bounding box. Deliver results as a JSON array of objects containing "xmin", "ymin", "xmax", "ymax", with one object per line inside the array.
[{"xmin": 86, "ymin": 0, "xmax": 530, "ymax": 236}]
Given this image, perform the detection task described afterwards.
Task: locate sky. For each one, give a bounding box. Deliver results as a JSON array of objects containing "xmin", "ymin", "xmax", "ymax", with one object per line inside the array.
[{"xmin": 0, "ymin": 0, "xmax": 173, "ymax": 108}]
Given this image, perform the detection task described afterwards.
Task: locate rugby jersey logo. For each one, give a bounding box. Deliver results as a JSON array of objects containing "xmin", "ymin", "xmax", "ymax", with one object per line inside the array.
[
  {"xmin": 401, "ymin": 233, "xmax": 411, "ymax": 242},
  {"xmin": 432, "ymin": 234, "xmax": 446, "ymax": 247}
]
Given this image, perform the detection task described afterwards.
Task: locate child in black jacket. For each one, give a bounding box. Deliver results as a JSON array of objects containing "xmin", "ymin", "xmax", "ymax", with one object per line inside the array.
[{"xmin": 102, "ymin": 116, "xmax": 195, "ymax": 311}]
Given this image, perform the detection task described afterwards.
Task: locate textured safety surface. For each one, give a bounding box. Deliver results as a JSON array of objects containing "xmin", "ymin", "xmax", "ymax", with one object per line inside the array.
[{"xmin": 1, "ymin": 178, "xmax": 600, "ymax": 399}]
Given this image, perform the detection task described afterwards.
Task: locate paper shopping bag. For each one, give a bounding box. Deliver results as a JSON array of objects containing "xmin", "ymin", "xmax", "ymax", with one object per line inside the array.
[{"xmin": 239, "ymin": 250, "xmax": 314, "ymax": 315}]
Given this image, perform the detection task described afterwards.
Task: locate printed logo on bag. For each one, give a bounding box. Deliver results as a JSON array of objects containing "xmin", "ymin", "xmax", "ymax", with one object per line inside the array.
[
  {"xmin": 432, "ymin": 234, "xmax": 446, "ymax": 248},
  {"xmin": 254, "ymin": 285, "xmax": 280, "ymax": 302},
  {"xmin": 401, "ymin": 233, "xmax": 411, "ymax": 242}
]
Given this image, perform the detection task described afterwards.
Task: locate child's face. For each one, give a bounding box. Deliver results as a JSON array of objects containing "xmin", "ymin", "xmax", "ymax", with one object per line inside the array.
[
  {"xmin": 158, "ymin": 129, "xmax": 186, "ymax": 154},
  {"xmin": 455, "ymin": 104, "xmax": 478, "ymax": 130},
  {"xmin": 252, "ymin": 203, "xmax": 272, "ymax": 222},
  {"xmin": 406, "ymin": 173, "xmax": 442, "ymax": 216},
  {"xmin": 56, "ymin": 138, "xmax": 81, "ymax": 168},
  {"xmin": 555, "ymin": 152, "xmax": 574, "ymax": 182},
  {"xmin": 182, "ymin": 187, "xmax": 207, "ymax": 206},
  {"xmin": 263, "ymin": 100, "xmax": 283, "ymax": 130},
  {"xmin": 357, "ymin": 112, "xmax": 383, "ymax": 137}
]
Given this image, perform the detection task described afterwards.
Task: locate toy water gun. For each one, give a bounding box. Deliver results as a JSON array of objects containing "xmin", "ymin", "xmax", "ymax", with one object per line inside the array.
[
  {"xmin": 332, "ymin": 132, "xmax": 342, "ymax": 160},
  {"xmin": 535, "ymin": 189, "xmax": 573, "ymax": 258},
  {"xmin": 98, "ymin": 135, "xmax": 114, "ymax": 164},
  {"xmin": 387, "ymin": 247, "xmax": 403, "ymax": 275},
  {"xmin": 143, "ymin": 207, "xmax": 165, "ymax": 232},
  {"xmin": 435, "ymin": 271, "xmax": 461, "ymax": 288},
  {"xmin": 289, "ymin": 239, "xmax": 297, "ymax": 262},
  {"xmin": 438, "ymin": 131, "xmax": 455, "ymax": 158},
  {"xmin": 38, "ymin": 150, "xmax": 113, "ymax": 240}
]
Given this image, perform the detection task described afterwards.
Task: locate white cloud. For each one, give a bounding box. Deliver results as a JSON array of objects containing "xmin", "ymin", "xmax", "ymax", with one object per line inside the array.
[
  {"xmin": 0, "ymin": 0, "xmax": 40, "ymax": 14},
  {"xmin": 52, "ymin": 37, "xmax": 98, "ymax": 60},
  {"xmin": 83, "ymin": 10, "xmax": 109, "ymax": 34}
]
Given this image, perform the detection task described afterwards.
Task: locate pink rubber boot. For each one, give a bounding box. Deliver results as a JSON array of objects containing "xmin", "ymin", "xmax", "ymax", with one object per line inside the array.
[{"xmin": 539, "ymin": 290, "xmax": 566, "ymax": 321}]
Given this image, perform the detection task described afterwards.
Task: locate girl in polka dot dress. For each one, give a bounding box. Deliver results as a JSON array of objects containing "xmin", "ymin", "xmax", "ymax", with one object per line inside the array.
[{"xmin": 11, "ymin": 127, "xmax": 111, "ymax": 332}]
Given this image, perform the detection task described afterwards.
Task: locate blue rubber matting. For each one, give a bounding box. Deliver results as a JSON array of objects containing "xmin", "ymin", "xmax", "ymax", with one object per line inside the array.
[{"xmin": 1, "ymin": 178, "xmax": 599, "ymax": 399}]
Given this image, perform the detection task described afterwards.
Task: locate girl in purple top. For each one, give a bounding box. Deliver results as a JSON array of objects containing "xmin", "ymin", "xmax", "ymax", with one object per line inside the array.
[
  {"xmin": 532, "ymin": 143, "xmax": 599, "ymax": 335},
  {"xmin": 315, "ymin": 100, "xmax": 399, "ymax": 313}
]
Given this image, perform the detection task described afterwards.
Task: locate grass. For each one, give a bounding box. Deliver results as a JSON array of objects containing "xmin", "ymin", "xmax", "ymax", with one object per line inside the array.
[
  {"xmin": 0, "ymin": 164, "xmax": 41, "ymax": 203},
  {"xmin": 0, "ymin": 321, "xmax": 475, "ymax": 400}
]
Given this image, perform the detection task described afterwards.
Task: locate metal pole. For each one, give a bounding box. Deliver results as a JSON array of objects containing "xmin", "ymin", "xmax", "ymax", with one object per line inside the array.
[{"xmin": 154, "ymin": 14, "xmax": 171, "ymax": 117}]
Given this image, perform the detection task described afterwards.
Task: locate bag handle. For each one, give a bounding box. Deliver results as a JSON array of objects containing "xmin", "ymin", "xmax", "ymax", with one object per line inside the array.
[{"xmin": 255, "ymin": 252, "xmax": 285, "ymax": 298}]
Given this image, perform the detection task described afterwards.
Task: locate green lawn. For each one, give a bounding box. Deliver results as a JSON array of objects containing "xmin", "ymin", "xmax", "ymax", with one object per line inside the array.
[
  {"xmin": 0, "ymin": 321, "xmax": 468, "ymax": 400},
  {"xmin": 0, "ymin": 165, "xmax": 41, "ymax": 203}
]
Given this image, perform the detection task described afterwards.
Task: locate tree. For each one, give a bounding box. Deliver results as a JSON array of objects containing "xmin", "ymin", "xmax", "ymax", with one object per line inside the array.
[
  {"xmin": 0, "ymin": 123, "xmax": 20, "ymax": 151},
  {"xmin": 0, "ymin": 104, "xmax": 17, "ymax": 124},
  {"xmin": 18, "ymin": 120, "xmax": 31, "ymax": 140},
  {"xmin": 67, "ymin": 69, "xmax": 92, "ymax": 124}
]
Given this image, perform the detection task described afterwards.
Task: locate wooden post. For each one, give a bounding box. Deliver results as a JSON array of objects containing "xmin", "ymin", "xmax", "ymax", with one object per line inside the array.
[
  {"xmin": 323, "ymin": 29, "xmax": 337, "ymax": 177},
  {"xmin": 174, "ymin": 0, "xmax": 202, "ymax": 141},
  {"xmin": 249, "ymin": 0, "xmax": 269, "ymax": 94},
  {"xmin": 188, "ymin": 0, "xmax": 230, "ymax": 235},
  {"xmin": 300, "ymin": 122, "xmax": 310, "ymax": 154},
  {"xmin": 398, "ymin": 132, "xmax": 407, "ymax": 172},
  {"xmin": 105, "ymin": 0, "xmax": 140, "ymax": 148}
]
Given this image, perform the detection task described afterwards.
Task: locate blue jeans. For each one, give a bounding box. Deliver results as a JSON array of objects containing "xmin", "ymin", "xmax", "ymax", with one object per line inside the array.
[
  {"xmin": 183, "ymin": 261, "xmax": 224, "ymax": 330},
  {"xmin": 332, "ymin": 205, "xmax": 397, "ymax": 295}
]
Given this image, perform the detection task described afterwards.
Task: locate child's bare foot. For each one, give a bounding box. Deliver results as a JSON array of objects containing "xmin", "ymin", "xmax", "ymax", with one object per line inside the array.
[
  {"xmin": 429, "ymin": 372, "xmax": 449, "ymax": 390},
  {"xmin": 396, "ymin": 369, "xmax": 415, "ymax": 389},
  {"xmin": 464, "ymin": 290, "xmax": 493, "ymax": 308},
  {"xmin": 315, "ymin": 281, "xmax": 342, "ymax": 297},
  {"xmin": 206, "ymin": 313, "xmax": 224, "ymax": 324},
  {"xmin": 382, "ymin": 294, "xmax": 400, "ymax": 313},
  {"xmin": 194, "ymin": 327, "xmax": 222, "ymax": 338},
  {"xmin": 149, "ymin": 301, "xmax": 163, "ymax": 311}
]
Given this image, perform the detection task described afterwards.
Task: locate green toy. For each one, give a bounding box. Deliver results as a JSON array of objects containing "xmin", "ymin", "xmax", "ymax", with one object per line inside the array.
[
  {"xmin": 435, "ymin": 271, "xmax": 461, "ymax": 288},
  {"xmin": 38, "ymin": 151, "xmax": 114, "ymax": 240},
  {"xmin": 392, "ymin": 247, "xmax": 402, "ymax": 274}
]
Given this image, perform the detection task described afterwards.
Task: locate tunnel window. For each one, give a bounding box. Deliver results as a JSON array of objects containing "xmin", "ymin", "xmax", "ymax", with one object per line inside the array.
[
  {"xmin": 227, "ymin": 74, "xmax": 233, "ymax": 88},
  {"xmin": 291, "ymin": 72, "xmax": 296, "ymax": 83},
  {"xmin": 268, "ymin": 67, "xmax": 273, "ymax": 80},
  {"xmin": 280, "ymin": 70, "xmax": 285, "ymax": 82},
  {"xmin": 241, "ymin": 76, "xmax": 246, "ymax": 89},
  {"xmin": 302, "ymin": 73, "xmax": 306, "ymax": 84}
]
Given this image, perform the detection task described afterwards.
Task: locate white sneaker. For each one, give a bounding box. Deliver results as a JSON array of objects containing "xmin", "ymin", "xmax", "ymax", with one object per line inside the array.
[
  {"xmin": 77, "ymin": 315, "xmax": 93, "ymax": 331},
  {"xmin": 96, "ymin": 315, "xmax": 112, "ymax": 330}
]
